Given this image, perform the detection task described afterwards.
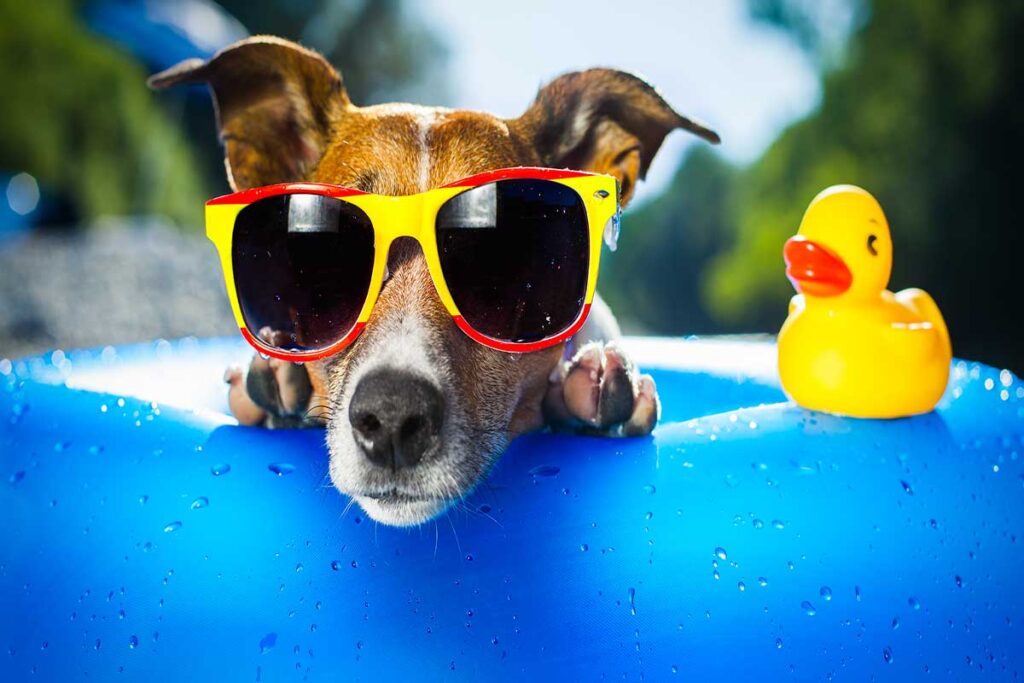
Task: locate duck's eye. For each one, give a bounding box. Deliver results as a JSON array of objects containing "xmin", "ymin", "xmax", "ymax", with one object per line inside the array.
[{"xmin": 867, "ymin": 234, "xmax": 878, "ymax": 256}]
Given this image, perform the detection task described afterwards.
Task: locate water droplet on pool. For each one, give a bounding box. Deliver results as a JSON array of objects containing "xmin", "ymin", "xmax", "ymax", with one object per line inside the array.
[
  {"xmin": 908, "ymin": 596, "xmax": 921, "ymax": 610},
  {"xmin": 190, "ymin": 497, "xmax": 209, "ymax": 510},
  {"xmin": 772, "ymin": 519, "xmax": 785, "ymax": 529},
  {"xmin": 88, "ymin": 445, "xmax": 103, "ymax": 455},
  {"xmin": 309, "ymin": 623, "xmax": 318, "ymax": 633},
  {"xmin": 752, "ymin": 518, "xmax": 764, "ymax": 529},
  {"xmin": 671, "ymin": 665, "xmax": 679, "ymax": 674},
  {"xmin": 259, "ymin": 632, "xmax": 277, "ymax": 653},
  {"xmin": 714, "ymin": 547, "xmax": 728, "ymax": 560},
  {"xmin": 820, "ymin": 586, "xmax": 832, "ymax": 601},
  {"xmin": 955, "ymin": 575, "xmax": 963, "ymax": 587},
  {"xmin": 643, "ymin": 484, "xmax": 657, "ymax": 494},
  {"xmin": 138, "ymin": 495, "xmax": 148, "ymax": 505},
  {"xmin": 628, "ymin": 587, "xmax": 636, "ymax": 615},
  {"xmin": 128, "ymin": 635, "xmax": 138, "ymax": 649},
  {"xmin": 528, "ymin": 464, "xmax": 560, "ymax": 478},
  {"xmin": 855, "ymin": 585, "xmax": 862, "ymax": 601},
  {"xmin": 295, "ymin": 563, "xmax": 304, "ymax": 573},
  {"xmin": 891, "ymin": 616, "xmax": 900, "ymax": 630},
  {"xmin": 94, "ymin": 639, "xmax": 101, "ymax": 650},
  {"xmin": 882, "ymin": 646, "xmax": 894, "ymax": 664},
  {"xmin": 351, "ymin": 560, "xmax": 358, "ymax": 569},
  {"xmin": 211, "ymin": 463, "xmax": 231, "ymax": 476},
  {"xmin": 900, "ymin": 480, "xmax": 914, "ymax": 495},
  {"xmin": 331, "ymin": 560, "xmax": 341, "ymax": 570},
  {"xmin": 580, "ymin": 544, "xmax": 589, "ymax": 552},
  {"xmin": 9, "ymin": 471, "xmax": 25, "ymax": 485},
  {"xmin": 645, "ymin": 511, "xmax": 653, "ymax": 520},
  {"xmin": 268, "ymin": 462, "xmax": 296, "ymax": 476},
  {"xmin": 737, "ymin": 581, "xmax": 746, "ymax": 592},
  {"xmin": 801, "ymin": 601, "xmax": 817, "ymax": 616},
  {"xmin": 758, "ymin": 577, "xmax": 768, "ymax": 587},
  {"xmin": 163, "ymin": 521, "xmax": 181, "ymax": 533},
  {"xmin": 712, "ymin": 570, "xmax": 720, "ymax": 580}
]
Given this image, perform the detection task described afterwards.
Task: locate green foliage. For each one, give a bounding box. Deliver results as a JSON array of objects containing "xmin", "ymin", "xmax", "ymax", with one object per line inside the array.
[
  {"xmin": 0, "ymin": 0, "xmax": 207, "ymax": 226},
  {"xmin": 0, "ymin": 1, "xmax": 448, "ymax": 228},
  {"xmin": 600, "ymin": 146, "xmax": 736, "ymax": 333},
  {"xmin": 603, "ymin": 0, "xmax": 1023, "ymax": 369}
]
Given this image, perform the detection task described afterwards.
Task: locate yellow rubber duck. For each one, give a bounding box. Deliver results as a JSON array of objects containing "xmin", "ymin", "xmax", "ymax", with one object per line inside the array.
[{"xmin": 778, "ymin": 185, "xmax": 951, "ymax": 418}]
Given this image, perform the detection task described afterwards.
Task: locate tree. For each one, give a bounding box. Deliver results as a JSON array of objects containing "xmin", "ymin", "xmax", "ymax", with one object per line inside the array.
[
  {"xmin": 0, "ymin": 0, "xmax": 449, "ymax": 229},
  {"xmin": 602, "ymin": 0, "xmax": 1023, "ymax": 370},
  {"xmin": 0, "ymin": 0, "xmax": 205, "ymax": 226}
]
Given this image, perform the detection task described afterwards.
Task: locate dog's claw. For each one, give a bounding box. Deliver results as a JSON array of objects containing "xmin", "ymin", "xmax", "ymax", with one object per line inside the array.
[
  {"xmin": 226, "ymin": 365, "xmax": 268, "ymax": 426},
  {"xmin": 623, "ymin": 374, "xmax": 659, "ymax": 436},
  {"xmin": 544, "ymin": 341, "xmax": 659, "ymax": 435}
]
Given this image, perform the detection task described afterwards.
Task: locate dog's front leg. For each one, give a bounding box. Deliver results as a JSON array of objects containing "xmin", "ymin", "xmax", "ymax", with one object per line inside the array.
[
  {"xmin": 542, "ymin": 296, "xmax": 660, "ymax": 436},
  {"xmin": 224, "ymin": 328, "xmax": 325, "ymax": 428}
]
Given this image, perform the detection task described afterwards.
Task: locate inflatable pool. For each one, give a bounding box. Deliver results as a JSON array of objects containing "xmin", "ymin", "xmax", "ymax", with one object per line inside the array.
[{"xmin": 1, "ymin": 337, "xmax": 1021, "ymax": 680}]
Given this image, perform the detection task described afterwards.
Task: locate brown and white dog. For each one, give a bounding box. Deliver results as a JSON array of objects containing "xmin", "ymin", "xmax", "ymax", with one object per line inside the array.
[{"xmin": 150, "ymin": 36, "xmax": 718, "ymax": 526}]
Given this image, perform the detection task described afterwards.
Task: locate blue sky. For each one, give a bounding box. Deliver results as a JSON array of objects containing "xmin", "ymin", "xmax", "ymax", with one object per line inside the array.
[{"xmin": 416, "ymin": 0, "xmax": 821, "ymax": 204}]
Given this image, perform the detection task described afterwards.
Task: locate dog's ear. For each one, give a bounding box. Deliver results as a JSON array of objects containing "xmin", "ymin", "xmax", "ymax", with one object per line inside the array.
[
  {"xmin": 510, "ymin": 69, "xmax": 719, "ymax": 206},
  {"xmin": 148, "ymin": 36, "xmax": 349, "ymax": 190}
]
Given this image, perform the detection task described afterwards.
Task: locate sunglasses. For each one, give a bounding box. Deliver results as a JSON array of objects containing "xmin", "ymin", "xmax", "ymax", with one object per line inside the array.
[{"xmin": 205, "ymin": 167, "xmax": 621, "ymax": 361}]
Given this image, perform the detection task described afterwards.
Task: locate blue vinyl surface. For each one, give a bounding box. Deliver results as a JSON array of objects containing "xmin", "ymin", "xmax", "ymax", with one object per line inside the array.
[{"xmin": 1, "ymin": 337, "xmax": 1021, "ymax": 680}]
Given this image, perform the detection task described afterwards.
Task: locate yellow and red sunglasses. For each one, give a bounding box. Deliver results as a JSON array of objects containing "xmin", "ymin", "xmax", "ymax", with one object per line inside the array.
[{"xmin": 206, "ymin": 167, "xmax": 620, "ymax": 361}]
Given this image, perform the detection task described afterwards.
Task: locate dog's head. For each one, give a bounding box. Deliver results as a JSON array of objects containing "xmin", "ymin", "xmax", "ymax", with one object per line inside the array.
[{"xmin": 153, "ymin": 36, "xmax": 716, "ymax": 525}]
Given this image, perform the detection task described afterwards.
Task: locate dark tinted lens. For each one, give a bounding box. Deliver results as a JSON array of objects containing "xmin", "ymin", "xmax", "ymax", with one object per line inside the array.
[
  {"xmin": 436, "ymin": 179, "xmax": 589, "ymax": 343},
  {"xmin": 232, "ymin": 194, "xmax": 374, "ymax": 351}
]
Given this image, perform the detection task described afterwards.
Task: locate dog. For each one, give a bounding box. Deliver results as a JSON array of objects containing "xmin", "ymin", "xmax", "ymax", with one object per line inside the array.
[{"xmin": 150, "ymin": 36, "xmax": 718, "ymax": 526}]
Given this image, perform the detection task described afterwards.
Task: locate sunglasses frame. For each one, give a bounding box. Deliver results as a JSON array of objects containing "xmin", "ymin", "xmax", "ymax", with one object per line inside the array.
[{"xmin": 206, "ymin": 167, "xmax": 619, "ymax": 361}]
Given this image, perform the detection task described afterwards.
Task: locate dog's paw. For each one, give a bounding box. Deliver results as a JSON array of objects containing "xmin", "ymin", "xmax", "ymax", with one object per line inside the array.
[
  {"xmin": 224, "ymin": 328, "xmax": 320, "ymax": 429},
  {"xmin": 542, "ymin": 340, "xmax": 659, "ymax": 436}
]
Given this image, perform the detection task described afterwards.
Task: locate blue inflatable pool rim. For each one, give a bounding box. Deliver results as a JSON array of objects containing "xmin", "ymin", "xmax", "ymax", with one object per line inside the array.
[{"xmin": 1, "ymin": 337, "xmax": 1021, "ymax": 680}]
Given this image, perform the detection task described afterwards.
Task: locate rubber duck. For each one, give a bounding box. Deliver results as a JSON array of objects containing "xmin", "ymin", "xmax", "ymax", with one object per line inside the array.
[{"xmin": 778, "ymin": 185, "xmax": 951, "ymax": 418}]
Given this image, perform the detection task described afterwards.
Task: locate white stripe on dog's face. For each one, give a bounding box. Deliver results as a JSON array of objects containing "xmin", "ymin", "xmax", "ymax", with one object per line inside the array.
[{"xmin": 416, "ymin": 109, "xmax": 434, "ymax": 191}]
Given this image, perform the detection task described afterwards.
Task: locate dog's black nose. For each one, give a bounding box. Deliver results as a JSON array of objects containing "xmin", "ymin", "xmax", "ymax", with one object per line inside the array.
[{"xmin": 348, "ymin": 369, "xmax": 444, "ymax": 470}]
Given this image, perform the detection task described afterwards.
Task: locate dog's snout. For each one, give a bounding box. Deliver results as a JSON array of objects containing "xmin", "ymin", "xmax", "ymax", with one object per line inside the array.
[{"xmin": 348, "ymin": 369, "xmax": 444, "ymax": 470}]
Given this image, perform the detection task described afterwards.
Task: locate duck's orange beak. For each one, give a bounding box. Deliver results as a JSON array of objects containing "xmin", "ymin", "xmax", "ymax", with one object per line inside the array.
[{"xmin": 784, "ymin": 236, "xmax": 852, "ymax": 296}]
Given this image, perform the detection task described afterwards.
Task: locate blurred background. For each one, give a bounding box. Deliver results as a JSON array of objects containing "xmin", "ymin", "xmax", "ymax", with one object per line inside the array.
[{"xmin": 0, "ymin": 0, "xmax": 1019, "ymax": 370}]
